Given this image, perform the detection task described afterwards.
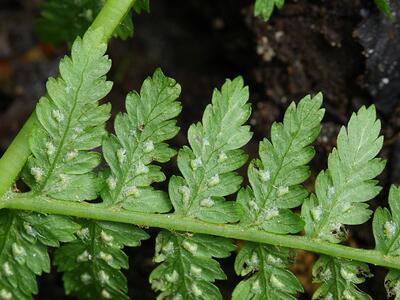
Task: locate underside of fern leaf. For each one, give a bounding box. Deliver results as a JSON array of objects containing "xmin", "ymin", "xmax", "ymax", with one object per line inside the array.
[
  {"xmin": 233, "ymin": 94, "xmax": 324, "ymax": 299},
  {"xmin": 23, "ymin": 28, "xmax": 112, "ymax": 201},
  {"xmin": 233, "ymin": 242, "xmax": 302, "ymax": 300},
  {"xmin": 55, "ymin": 220, "xmax": 148, "ymax": 299},
  {"xmin": 301, "ymin": 105, "xmax": 385, "ymax": 299},
  {"xmin": 101, "ymin": 68, "xmax": 182, "ymax": 211},
  {"xmin": 0, "ymin": 29, "xmax": 113, "ymax": 299},
  {"xmin": 50, "ymin": 61, "xmax": 182, "ymax": 299},
  {"xmin": 303, "ymin": 105, "xmax": 385, "ymax": 242},
  {"xmin": 0, "ymin": 210, "xmax": 78, "ymax": 299},
  {"xmin": 150, "ymin": 77, "xmax": 252, "ymax": 299}
]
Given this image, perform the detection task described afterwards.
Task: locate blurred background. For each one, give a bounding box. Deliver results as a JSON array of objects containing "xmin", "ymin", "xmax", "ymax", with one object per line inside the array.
[{"xmin": 0, "ymin": 0, "xmax": 399, "ymax": 298}]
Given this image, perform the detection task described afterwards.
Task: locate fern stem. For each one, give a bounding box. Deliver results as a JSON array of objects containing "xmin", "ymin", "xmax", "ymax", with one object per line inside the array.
[
  {"xmin": 89, "ymin": 0, "xmax": 136, "ymax": 42},
  {"xmin": 0, "ymin": 0, "xmax": 136, "ymax": 198},
  {"xmin": 3, "ymin": 194, "xmax": 399, "ymax": 271},
  {"xmin": 0, "ymin": 113, "xmax": 37, "ymax": 197}
]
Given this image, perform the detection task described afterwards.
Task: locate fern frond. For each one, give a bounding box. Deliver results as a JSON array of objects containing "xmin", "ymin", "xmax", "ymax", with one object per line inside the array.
[
  {"xmin": 302, "ymin": 105, "xmax": 385, "ymax": 243},
  {"xmin": 233, "ymin": 94, "xmax": 323, "ymax": 299},
  {"xmin": 238, "ymin": 94, "xmax": 324, "ymax": 233},
  {"xmin": 37, "ymin": 0, "xmax": 150, "ymax": 45},
  {"xmin": 0, "ymin": 210, "xmax": 78, "ymax": 299},
  {"xmin": 101, "ymin": 68, "xmax": 181, "ymax": 211},
  {"xmin": 55, "ymin": 220, "xmax": 148, "ymax": 299},
  {"xmin": 232, "ymin": 242, "xmax": 302, "ymax": 300},
  {"xmin": 254, "ymin": 0, "xmax": 285, "ymax": 21},
  {"xmin": 22, "ymin": 29, "xmax": 111, "ymax": 201},
  {"xmin": 170, "ymin": 76, "xmax": 252, "ymax": 222},
  {"xmin": 312, "ymin": 256, "xmax": 372, "ymax": 300},
  {"xmin": 150, "ymin": 230, "xmax": 234, "ymax": 300},
  {"xmin": 373, "ymin": 185, "xmax": 400, "ymax": 298},
  {"xmin": 151, "ymin": 77, "xmax": 252, "ymax": 299}
]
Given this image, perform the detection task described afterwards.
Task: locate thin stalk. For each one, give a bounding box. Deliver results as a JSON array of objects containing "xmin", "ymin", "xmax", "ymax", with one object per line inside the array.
[
  {"xmin": 89, "ymin": 0, "xmax": 136, "ymax": 42},
  {"xmin": 3, "ymin": 194, "xmax": 399, "ymax": 270},
  {"xmin": 0, "ymin": 0, "xmax": 136, "ymax": 197},
  {"xmin": 0, "ymin": 113, "xmax": 37, "ymax": 196}
]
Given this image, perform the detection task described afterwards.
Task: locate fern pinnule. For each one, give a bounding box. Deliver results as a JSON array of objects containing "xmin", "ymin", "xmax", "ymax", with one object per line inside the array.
[
  {"xmin": 302, "ymin": 105, "xmax": 385, "ymax": 299},
  {"xmin": 233, "ymin": 93, "xmax": 323, "ymax": 299},
  {"xmin": 150, "ymin": 76, "xmax": 252, "ymax": 299},
  {"xmin": 101, "ymin": 68, "xmax": 181, "ymax": 212},
  {"xmin": 23, "ymin": 29, "xmax": 112, "ymax": 201}
]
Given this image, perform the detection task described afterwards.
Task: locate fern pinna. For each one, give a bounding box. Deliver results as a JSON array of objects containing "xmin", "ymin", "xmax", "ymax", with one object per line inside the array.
[{"xmin": 1, "ymin": 21, "xmax": 400, "ymax": 300}]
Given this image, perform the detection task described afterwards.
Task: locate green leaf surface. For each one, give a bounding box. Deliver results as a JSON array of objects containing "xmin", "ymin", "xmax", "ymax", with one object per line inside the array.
[
  {"xmin": 101, "ymin": 68, "xmax": 181, "ymax": 211},
  {"xmin": 254, "ymin": 0, "xmax": 285, "ymax": 21},
  {"xmin": 0, "ymin": 209, "xmax": 78, "ymax": 299},
  {"xmin": 302, "ymin": 105, "xmax": 385, "ymax": 243},
  {"xmin": 312, "ymin": 256, "xmax": 372, "ymax": 300},
  {"xmin": 238, "ymin": 94, "xmax": 324, "ymax": 234},
  {"xmin": 37, "ymin": 0, "xmax": 150, "ymax": 45},
  {"xmin": 150, "ymin": 230, "xmax": 234, "ymax": 300},
  {"xmin": 169, "ymin": 76, "xmax": 252, "ymax": 223},
  {"xmin": 373, "ymin": 185, "xmax": 400, "ymax": 256},
  {"xmin": 232, "ymin": 242, "xmax": 302, "ymax": 300},
  {"xmin": 55, "ymin": 220, "xmax": 148, "ymax": 300},
  {"xmin": 22, "ymin": 29, "xmax": 111, "ymax": 202}
]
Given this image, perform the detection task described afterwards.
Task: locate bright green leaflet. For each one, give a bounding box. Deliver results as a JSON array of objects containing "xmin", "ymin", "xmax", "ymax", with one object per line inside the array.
[
  {"xmin": 233, "ymin": 243, "xmax": 302, "ymax": 300},
  {"xmin": 302, "ymin": 106, "xmax": 385, "ymax": 243},
  {"xmin": 55, "ymin": 220, "xmax": 148, "ymax": 299},
  {"xmin": 302, "ymin": 106, "xmax": 385, "ymax": 299},
  {"xmin": 150, "ymin": 77, "xmax": 252, "ymax": 299},
  {"xmin": 22, "ymin": 29, "xmax": 112, "ymax": 201},
  {"xmin": 233, "ymin": 94, "xmax": 324, "ymax": 299},
  {"xmin": 55, "ymin": 68, "xmax": 182, "ymax": 299},
  {"xmin": 0, "ymin": 210, "xmax": 78, "ymax": 299},
  {"xmin": 101, "ymin": 68, "xmax": 181, "ymax": 212},
  {"xmin": 254, "ymin": 0, "xmax": 284, "ymax": 21},
  {"xmin": 312, "ymin": 256, "xmax": 372, "ymax": 300}
]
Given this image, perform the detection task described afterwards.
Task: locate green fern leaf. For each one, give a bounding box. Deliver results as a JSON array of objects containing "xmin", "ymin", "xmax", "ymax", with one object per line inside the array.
[
  {"xmin": 101, "ymin": 68, "xmax": 181, "ymax": 212},
  {"xmin": 55, "ymin": 220, "xmax": 148, "ymax": 299},
  {"xmin": 232, "ymin": 242, "xmax": 302, "ymax": 300},
  {"xmin": 233, "ymin": 94, "xmax": 323, "ymax": 299},
  {"xmin": 22, "ymin": 29, "xmax": 111, "ymax": 202},
  {"xmin": 312, "ymin": 256, "xmax": 372, "ymax": 300},
  {"xmin": 302, "ymin": 105, "xmax": 385, "ymax": 243},
  {"xmin": 170, "ymin": 76, "xmax": 252, "ymax": 222},
  {"xmin": 37, "ymin": 0, "xmax": 149, "ymax": 45},
  {"xmin": 0, "ymin": 210, "xmax": 78, "ymax": 299},
  {"xmin": 254, "ymin": 0, "xmax": 285, "ymax": 21},
  {"xmin": 238, "ymin": 94, "xmax": 324, "ymax": 234},
  {"xmin": 150, "ymin": 230, "xmax": 234, "ymax": 300},
  {"xmin": 151, "ymin": 77, "xmax": 252, "ymax": 299}
]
